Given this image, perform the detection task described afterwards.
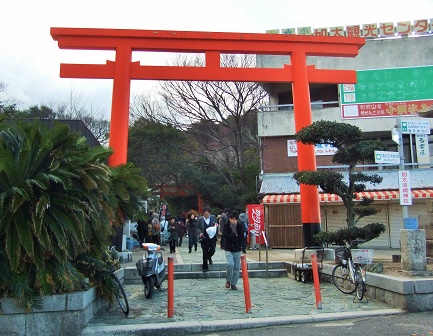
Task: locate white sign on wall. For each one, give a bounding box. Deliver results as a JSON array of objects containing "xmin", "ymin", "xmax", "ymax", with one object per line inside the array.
[
  {"xmin": 374, "ymin": 150, "xmax": 400, "ymax": 164},
  {"xmin": 400, "ymin": 119, "xmax": 431, "ymax": 134},
  {"xmin": 287, "ymin": 140, "xmax": 338, "ymax": 157},
  {"xmin": 415, "ymin": 134, "xmax": 430, "ymax": 159},
  {"xmin": 398, "ymin": 170, "xmax": 412, "ymax": 206}
]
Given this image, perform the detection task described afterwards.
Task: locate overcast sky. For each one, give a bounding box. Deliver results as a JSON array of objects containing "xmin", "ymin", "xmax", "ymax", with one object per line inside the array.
[{"xmin": 1, "ymin": 0, "xmax": 433, "ymax": 118}]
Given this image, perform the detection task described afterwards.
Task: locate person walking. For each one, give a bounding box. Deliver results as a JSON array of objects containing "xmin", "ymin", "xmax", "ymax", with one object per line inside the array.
[
  {"xmin": 218, "ymin": 208, "xmax": 229, "ymax": 249},
  {"xmin": 160, "ymin": 216, "xmax": 170, "ymax": 246},
  {"xmin": 197, "ymin": 207, "xmax": 218, "ymax": 272},
  {"xmin": 146, "ymin": 211, "xmax": 155, "ymax": 243},
  {"xmin": 186, "ymin": 213, "xmax": 198, "ymax": 253},
  {"xmin": 151, "ymin": 214, "xmax": 161, "ymax": 245},
  {"xmin": 223, "ymin": 210, "xmax": 244, "ymax": 290},
  {"xmin": 168, "ymin": 216, "xmax": 179, "ymax": 253},
  {"xmin": 238, "ymin": 212, "xmax": 249, "ymax": 254},
  {"xmin": 177, "ymin": 217, "xmax": 186, "ymax": 247},
  {"xmin": 137, "ymin": 218, "xmax": 148, "ymax": 245}
]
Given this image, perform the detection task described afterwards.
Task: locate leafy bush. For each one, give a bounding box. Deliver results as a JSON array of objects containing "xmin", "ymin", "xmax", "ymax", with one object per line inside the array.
[
  {"xmin": 314, "ymin": 223, "xmax": 386, "ymax": 246},
  {"xmin": 294, "ymin": 120, "xmax": 387, "ymax": 246},
  {"xmin": 0, "ymin": 119, "xmax": 148, "ymax": 309}
]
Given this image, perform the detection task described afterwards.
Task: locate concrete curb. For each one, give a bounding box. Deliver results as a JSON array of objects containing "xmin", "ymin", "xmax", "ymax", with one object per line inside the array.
[{"xmin": 80, "ymin": 308, "xmax": 404, "ymax": 336}]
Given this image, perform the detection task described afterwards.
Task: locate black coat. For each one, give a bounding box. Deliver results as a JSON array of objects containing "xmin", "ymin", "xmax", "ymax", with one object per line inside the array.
[
  {"xmin": 137, "ymin": 220, "xmax": 148, "ymax": 239},
  {"xmin": 222, "ymin": 220, "xmax": 244, "ymax": 252},
  {"xmin": 168, "ymin": 221, "xmax": 179, "ymax": 240},
  {"xmin": 186, "ymin": 218, "xmax": 198, "ymax": 236}
]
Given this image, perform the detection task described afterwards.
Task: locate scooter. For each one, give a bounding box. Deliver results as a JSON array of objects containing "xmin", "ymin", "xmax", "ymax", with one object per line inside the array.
[{"xmin": 135, "ymin": 243, "xmax": 166, "ymax": 299}]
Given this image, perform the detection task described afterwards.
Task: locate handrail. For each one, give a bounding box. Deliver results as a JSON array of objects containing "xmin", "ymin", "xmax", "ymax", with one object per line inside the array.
[
  {"xmin": 261, "ymin": 231, "xmax": 269, "ymax": 277},
  {"xmin": 258, "ymin": 101, "xmax": 339, "ymax": 111},
  {"xmin": 317, "ymin": 162, "xmax": 425, "ymax": 170}
]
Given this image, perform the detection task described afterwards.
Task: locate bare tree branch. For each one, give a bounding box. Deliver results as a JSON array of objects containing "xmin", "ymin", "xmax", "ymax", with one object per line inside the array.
[{"xmin": 131, "ymin": 53, "xmax": 268, "ymax": 188}]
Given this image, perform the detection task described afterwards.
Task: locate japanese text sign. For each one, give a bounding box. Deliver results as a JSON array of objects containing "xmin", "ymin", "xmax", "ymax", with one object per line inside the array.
[
  {"xmin": 398, "ymin": 171, "xmax": 412, "ymax": 206},
  {"xmin": 287, "ymin": 140, "xmax": 338, "ymax": 157},
  {"xmin": 374, "ymin": 151, "xmax": 400, "ymax": 164},
  {"xmin": 400, "ymin": 119, "xmax": 431, "ymax": 134},
  {"xmin": 416, "ymin": 134, "xmax": 430, "ymax": 159},
  {"xmin": 340, "ymin": 66, "xmax": 433, "ymax": 119}
]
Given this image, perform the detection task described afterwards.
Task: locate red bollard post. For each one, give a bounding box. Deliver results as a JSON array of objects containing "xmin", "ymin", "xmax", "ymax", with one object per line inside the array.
[
  {"xmin": 311, "ymin": 254, "xmax": 322, "ymax": 309},
  {"xmin": 167, "ymin": 256, "xmax": 174, "ymax": 318},
  {"xmin": 241, "ymin": 255, "xmax": 252, "ymax": 313}
]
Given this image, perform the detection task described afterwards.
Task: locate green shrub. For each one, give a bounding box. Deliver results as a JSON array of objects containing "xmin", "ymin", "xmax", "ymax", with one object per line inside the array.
[
  {"xmin": 314, "ymin": 223, "xmax": 386, "ymax": 246},
  {"xmin": 0, "ymin": 120, "xmax": 148, "ymax": 309}
]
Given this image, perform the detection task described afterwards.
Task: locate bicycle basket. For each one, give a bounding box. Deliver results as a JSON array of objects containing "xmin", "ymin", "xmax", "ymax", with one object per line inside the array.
[
  {"xmin": 351, "ymin": 249, "xmax": 374, "ymax": 264},
  {"xmin": 335, "ymin": 247, "xmax": 350, "ymax": 265}
]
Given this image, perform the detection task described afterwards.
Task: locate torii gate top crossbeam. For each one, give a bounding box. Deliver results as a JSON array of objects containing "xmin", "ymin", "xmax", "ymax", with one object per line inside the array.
[
  {"xmin": 51, "ymin": 27, "xmax": 364, "ymax": 56},
  {"xmin": 51, "ymin": 28, "xmax": 365, "ymax": 83}
]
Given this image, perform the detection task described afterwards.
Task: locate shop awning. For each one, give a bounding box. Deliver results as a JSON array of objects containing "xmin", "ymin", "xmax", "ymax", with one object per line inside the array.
[{"xmin": 262, "ymin": 189, "xmax": 433, "ymax": 204}]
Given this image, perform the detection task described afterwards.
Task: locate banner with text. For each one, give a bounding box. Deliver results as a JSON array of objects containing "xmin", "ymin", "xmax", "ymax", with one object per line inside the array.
[
  {"xmin": 340, "ymin": 66, "xmax": 433, "ymax": 119},
  {"xmin": 398, "ymin": 171, "xmax": 412, "ymax": 206},
  {"xmin": 416, "ymin": 134, "xmax": 430, "ymax": 159},
  {"xmin": 288, "ymin": 140, "xmax": 337, "ymax": 157}
]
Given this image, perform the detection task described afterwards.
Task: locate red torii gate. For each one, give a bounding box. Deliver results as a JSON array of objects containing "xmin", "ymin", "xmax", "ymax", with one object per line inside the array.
[{"xmin": 51, "ymin": 27, "xmax": 365, "ymax": 246}]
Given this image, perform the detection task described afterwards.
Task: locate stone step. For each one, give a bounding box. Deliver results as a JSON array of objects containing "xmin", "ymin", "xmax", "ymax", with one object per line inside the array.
[
  {"xmin": 173, "ymin": 261, "xmax": 285, "ymax": 272},
  {"xmin": 123, "ymin": 262, "xmax": 288, "ymax": 284},
  {"xmin": 125, "ymin": 268, "xmax": 288, "ymax": 284},
  {"xmin": 125, "ymin": 261, "xmax": 284, "ymax": 275}
]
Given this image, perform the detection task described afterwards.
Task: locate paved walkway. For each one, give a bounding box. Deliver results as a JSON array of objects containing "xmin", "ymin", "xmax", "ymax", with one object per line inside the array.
[{"xmin": 81, "ymin": 242, "xmax": 402, "ymax": 335}]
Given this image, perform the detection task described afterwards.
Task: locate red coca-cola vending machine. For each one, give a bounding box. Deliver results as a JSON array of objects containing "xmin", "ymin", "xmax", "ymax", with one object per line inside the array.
[{"xmin": 246, "ymin": 204, "xmax": 265, "ymax": 246}]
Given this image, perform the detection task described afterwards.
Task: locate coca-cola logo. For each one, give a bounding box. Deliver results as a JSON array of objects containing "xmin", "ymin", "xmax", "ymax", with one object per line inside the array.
[{"xmin": 251, "ymin": 208, "xmax": 261, "ymax": 232}]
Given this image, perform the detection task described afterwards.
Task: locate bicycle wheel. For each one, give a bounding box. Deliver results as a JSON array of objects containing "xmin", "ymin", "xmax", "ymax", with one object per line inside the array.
[
  {"xmin": 355, "ymin": 265, "xmax": 366, "ymax": 300},
  {"xmin": 332, "ymin": 265, "xmax": 356, "ymax": 294},
  {"xmin": 112, "ymin": 274, "xmax": 129, "ymax": 316}
]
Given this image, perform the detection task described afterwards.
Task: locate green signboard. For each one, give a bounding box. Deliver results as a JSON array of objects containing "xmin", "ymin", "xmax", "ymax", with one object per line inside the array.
[
  {"xmin": 340, "ymin": 66, "xmax": 433, "ymax": 119},
  {"xmin": 340, "ymin": 66, "xmax": 433, "ymax": 104}
]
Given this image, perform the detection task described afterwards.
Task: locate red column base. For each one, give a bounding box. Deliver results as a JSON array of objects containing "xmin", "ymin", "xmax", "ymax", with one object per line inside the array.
[{"xmin": 302, "ymin": 223, "xmax": 321, "ymax": 247}]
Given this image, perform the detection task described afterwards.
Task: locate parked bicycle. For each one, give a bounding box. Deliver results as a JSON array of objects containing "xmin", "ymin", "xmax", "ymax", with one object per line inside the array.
[
  {"xmin": 332, "ymin": 240, "xmax": 368, "ymax": 300},
  {"xmin": 108, "ymin": 246, "xmax": 130, "ymax": 316}
]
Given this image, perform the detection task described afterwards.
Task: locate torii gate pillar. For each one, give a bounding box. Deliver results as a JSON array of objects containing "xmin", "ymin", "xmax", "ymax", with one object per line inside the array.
[
  {"xmin": 51, "ymin": 28, "xmax": 365, "ymax": 247},
  {"xmin": 291, "ymin": 51, "xmax": 320, "ymax": 241}
]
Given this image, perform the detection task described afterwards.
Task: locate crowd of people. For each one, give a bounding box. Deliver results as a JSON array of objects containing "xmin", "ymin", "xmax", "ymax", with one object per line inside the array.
[{"xmin": 135, "ymin": 207, "xmax": 250, "ymax": 290}]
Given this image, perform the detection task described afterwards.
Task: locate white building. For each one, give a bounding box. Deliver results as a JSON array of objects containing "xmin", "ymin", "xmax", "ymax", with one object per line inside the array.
[{"xmin": 257, "ymin": 31, "xmax": 433, "ymax": 249}]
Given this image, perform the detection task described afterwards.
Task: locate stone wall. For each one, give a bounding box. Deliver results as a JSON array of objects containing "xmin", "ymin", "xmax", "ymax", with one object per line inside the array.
[
  {"xmin": 0, "ymin": 269, "xmax": 124, "ymax": 336},
  {"xmin": 0, "ymin": 288, "xmax": 103, "ymax": 336},
  {"xmin": 318, "ymin": 264, "xmax": 433, "ymax": 312},
  {"xmin": 418, "ymin": 201, "xmax": 433, "ymax": 259}
]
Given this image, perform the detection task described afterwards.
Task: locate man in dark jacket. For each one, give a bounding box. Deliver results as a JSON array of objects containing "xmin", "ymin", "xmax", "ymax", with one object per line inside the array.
[
  {"xmin": 222, "ymin": 211, "xmax": 244, "ymax": 290},
  {"xmin": 137, "ymin": 218, "xmax": 148, "ymax": 244},
  {"xmin": 197, "ymin": 207, "xmax": 218, "ymax": 272}
]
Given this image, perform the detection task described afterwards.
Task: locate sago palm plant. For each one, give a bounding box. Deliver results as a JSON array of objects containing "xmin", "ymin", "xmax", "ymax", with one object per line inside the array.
[{"xmin": 0, "ymin": 118, "xmax": 148, "ymax": 309}]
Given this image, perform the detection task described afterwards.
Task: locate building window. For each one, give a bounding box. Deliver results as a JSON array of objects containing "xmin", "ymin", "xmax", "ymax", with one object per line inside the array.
[{"xmin": 277, "ymin": 85, "xmax": 339, "ymax": 110}]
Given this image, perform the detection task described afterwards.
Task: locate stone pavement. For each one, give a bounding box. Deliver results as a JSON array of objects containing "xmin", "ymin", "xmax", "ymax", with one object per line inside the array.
[{"xmin": 80, "ymin": 242, "xmax": 403, "ymax": 335}]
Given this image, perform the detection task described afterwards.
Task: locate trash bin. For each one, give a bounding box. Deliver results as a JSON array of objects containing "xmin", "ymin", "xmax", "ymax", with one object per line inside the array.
[
  {"xmin": 249, "ymin": 230, "xmax": 256, "ymax": 249},
  {"xmin": 126, "ymin": 239, "xmax": 134, "ymax": 251}
]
